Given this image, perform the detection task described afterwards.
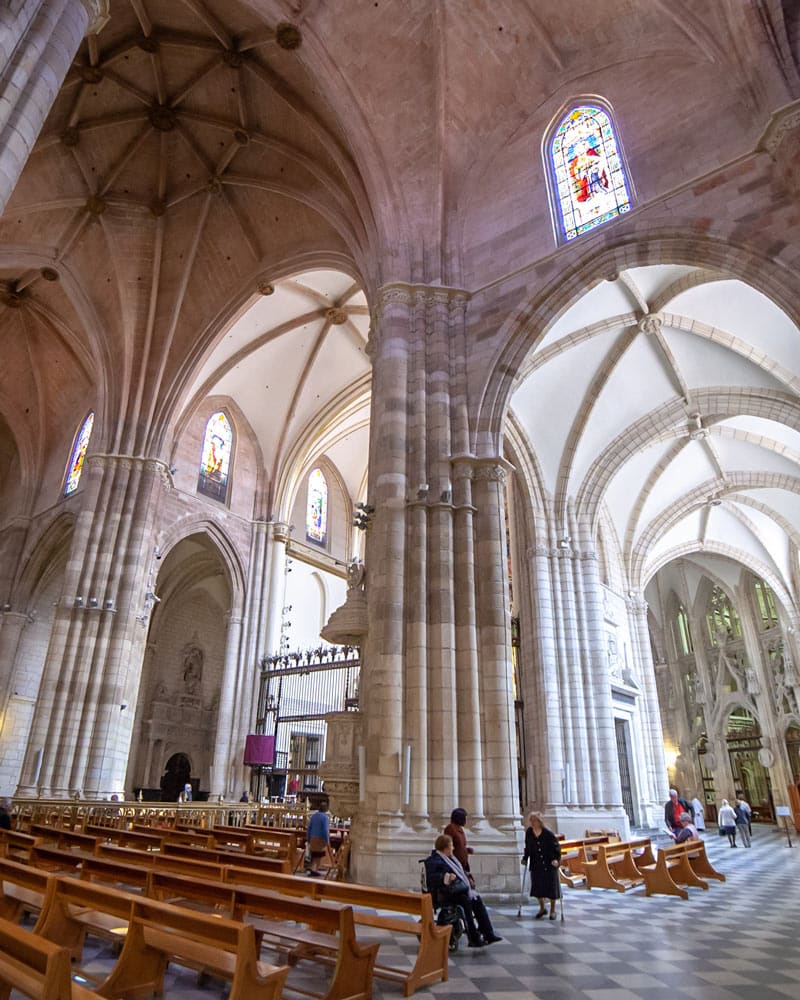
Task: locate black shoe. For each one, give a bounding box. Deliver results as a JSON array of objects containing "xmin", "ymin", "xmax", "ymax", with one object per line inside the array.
[
  {"xmin": 549, "ymin": 912, "xmax": 557, "ymax": 920},
  {"xmin": 467, "ymin": 938, "xmax": 484, "ymax": 948},
  {"xmin": 484, "ymin": 935, "xmax": 503, "ymax": 944},
  {"xmin": 535, "ymin": 909, "xmax": 547, "ymax": 919}
]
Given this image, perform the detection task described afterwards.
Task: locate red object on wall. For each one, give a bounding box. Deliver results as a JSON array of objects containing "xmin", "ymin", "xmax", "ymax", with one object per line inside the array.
[{"xmin": 243, "ymin": 734, "xmax": 275, "ymax": 766}]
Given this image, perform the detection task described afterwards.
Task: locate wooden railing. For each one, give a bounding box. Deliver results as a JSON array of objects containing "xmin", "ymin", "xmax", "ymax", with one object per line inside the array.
[{"xmin": 10, "ymin": 798, "xmax": 313, "ymax": 832}]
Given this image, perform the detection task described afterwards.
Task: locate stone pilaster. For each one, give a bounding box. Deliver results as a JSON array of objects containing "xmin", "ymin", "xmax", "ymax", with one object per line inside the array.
[{"xmin": 0, "ymin": 0, "xmax": 109, "ymax": 214}]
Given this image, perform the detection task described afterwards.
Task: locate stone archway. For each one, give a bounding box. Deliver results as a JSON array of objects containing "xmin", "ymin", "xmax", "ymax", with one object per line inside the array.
[{"xmin": 160, "ymin": 752, "xmax": 192, "ymax": 802}]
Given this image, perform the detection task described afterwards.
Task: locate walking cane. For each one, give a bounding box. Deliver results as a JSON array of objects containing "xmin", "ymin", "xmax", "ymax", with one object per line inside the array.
[
  {"xmin": 516, "ymin": 862, "xmax": 528, "ymax": 918},
  {"xmin": 559, "ymin": 866, "xmax": 565, "ymax": 923}
]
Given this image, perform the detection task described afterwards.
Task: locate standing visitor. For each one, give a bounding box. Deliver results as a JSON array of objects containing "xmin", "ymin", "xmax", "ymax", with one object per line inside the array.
[
  {"xmin": 306, "ymin": 801, "xmax": 330, "ymax": 876},
  {"xmin": 718, "ymin": 799, "xmax": 738, "ymax": 847},
  {"xmin": 521, "ymin": 812, "xmax": 562, "ymax": 920},
  {"xmin": 690, "ymin": 794, "xmax": 706, "ymax": 831},
  {"xmin": 734, "ymin": 799, "xmax": 752, "ymax": 847},
  {"xmin": 443, "ymin": 807, "xmax": 474, "ymax": 883}
]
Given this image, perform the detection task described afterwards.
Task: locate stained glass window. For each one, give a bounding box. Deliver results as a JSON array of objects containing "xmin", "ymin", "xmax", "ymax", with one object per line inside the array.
[
  {"xmin": 64, "ymin": 412, "xmax": 94, "ymax": 496},
  {"xmin": 197, "ymin": 411, "xmax": 233, "ymax": 503},
  {"xmin": 551, "ymin": 105, "xmax": 631, "ymax": 242},
  {"xmin": 306, "ymin": 468, "xmax": 328, "ymax": 545}
]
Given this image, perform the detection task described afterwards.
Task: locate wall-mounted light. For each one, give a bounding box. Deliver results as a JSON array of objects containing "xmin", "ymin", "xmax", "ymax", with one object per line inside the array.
[
  {"xmin": 88, "ymin": 597, "xmax": 98, "ymax": 608},
  {"xmin": 557, "ymin": 536, "xmax": 571, "ymax": 550},
  {"xmin": 74, "ymin": 596, "xmax": 84, "ymax": 607},
  {"xmin": 104, "ymin": 599, "xmax": 115, "ymax": 611},
  {"xmin": 1, "ymin": 603, "xmax": 11, "ymax": 612}
]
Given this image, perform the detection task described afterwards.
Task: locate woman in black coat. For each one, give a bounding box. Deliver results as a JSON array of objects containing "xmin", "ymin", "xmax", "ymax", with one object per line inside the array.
[{"xmin": 521, "ymin": 812, "xmax": 561, "ymax": 919}]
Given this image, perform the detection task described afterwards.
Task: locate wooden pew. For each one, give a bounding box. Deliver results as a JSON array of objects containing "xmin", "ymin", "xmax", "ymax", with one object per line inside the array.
[
  {"xmin": 161, "ymin": 839, "xmax": 291, "ymax": 874},
  {"xmin": 145, "ymin": 869, "xmax": 377, "ymax": 1000},
  {"xmin": 583, "ymin": 838, "xmax": 654, "ymax": 892},
  {"xmin": 79, "ymin": 855, "xmax": 150, "ymax": 892},
  {"xmin": 28, "ymin": 827, "xmax": 96, "ymax": 853},
  {"xmin": 30, "ymin": 845, "xmax": 86, "ymax": 874},
  {"xmin": 34, "ymin": 877, "xmax": 138, "ymax": 959},
  {"xmin": 640, "ymin": 841, "xmax": 710, "ymax": 899},
  {"xmin": 83, "ymin": 825, "xmax": 162, "ymax": 851},
  {"xmin": 50, "ymin": 889, "xmax": 288, "ymax": 1000},
  {"xmin": 0, "ymin": 829, "xmax": 42, "ymax": 863},
  {"xmin": 221, "ymin": 865, "xmax": 450, "ymax": 996},
  {"xmin": 685, "ymin": 840, "xmax": 726, "ymax": 883},
  {"xmin": 0, "ymin": 858, "xmax": 51, "ymax": 923},
  {"xmin": 0, "ymin": 913, "xmax": 101, "ymax": 1000},
  {"xmin": 558, "ymin": 835, "xmax": 609, "ymax": 888},
  {"xmin": 159, "ymin": 829, "xmax": 216, "ymax": 850},
  {"xmin": 177, "ymin": 824, "xmax": 255, "ymax": 853}
]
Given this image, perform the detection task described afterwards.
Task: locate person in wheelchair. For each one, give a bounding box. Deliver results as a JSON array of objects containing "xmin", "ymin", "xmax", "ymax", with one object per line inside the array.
[{"xmin": 424, "ymin": 833, "xmax": 502, "ymax": 948}]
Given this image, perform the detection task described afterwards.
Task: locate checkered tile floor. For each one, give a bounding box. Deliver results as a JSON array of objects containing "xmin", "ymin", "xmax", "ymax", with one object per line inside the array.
[{"xmin": 20, "ymin": 824, "xmax": 800, "ymax": 1000}]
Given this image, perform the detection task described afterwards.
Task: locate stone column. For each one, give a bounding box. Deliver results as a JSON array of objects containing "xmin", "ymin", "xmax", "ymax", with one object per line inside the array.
[
  {"xmin": 472, "ymin": 459, "xmax": 518, "ymax": 832},
  {"xmin": 0, "ymin": 0, "xmax": 109, "ymax": 214},
  {"xmin": 209, "ymin": 613, "xmax": 245, "ymax": 799},
  {"xmin": 352, "ymin": 285, "xmax": 411, "ymax": 884},
  {"xmin": 16, "ymin": 453, "xmax": 163, "ymax": 797},
  {"xmin": 627, "ymin": 593, "xmax": 670, "ymax": 827}
]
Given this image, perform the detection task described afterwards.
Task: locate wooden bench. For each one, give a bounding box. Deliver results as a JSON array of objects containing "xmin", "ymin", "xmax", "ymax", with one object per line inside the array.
[
  {"xmin": 0, "ymin": 830, "xmax": 42, "ymax": 863},
  {"xmin": 640, "ymin": 841, "xmax": 712, "ymax": 899},
  {"xmin": 0, "ymin": 858, "xmax": 51, "ymax": 923},
  {"xmin": 93, "ymin": 842, "xmax": 228, "ymax": 881},
  {"xmin": 684, "ymin": 840, "xmax": 726, "ymax": 884},
  {"xmin": 558, "ymin": 836, "xmax": 609, "ymax": 888},
  {"xmin": 221, "ymin": 865, "xmax": 450, "ymax": 996},
  {"xmin": 35, "ymin": 876, "xmax": 138, "ymax": 959},
  {"xmin": 583, "ymin": 838, "xmax": 653, "ymax": 892},
  {"xmin": 79, "ymin": 855, "xmax": 150, "ymax": 891},
  {"xmin": 145, "ymin": 869, "xmax": 377, "ymax": 1000},
  {"xmin": 30, "ymin": 846, "xmax": 87, "ymax": 874},
  {"xmin": 0, "ymin": 913, "xmax": 101, "ymax": 1000},
  {"xmin": 161, "ymin": 839, "xmax": 292, "ymax": 874},
  {"xmin": 83, "ymin": 825, "xmax": 162, "ymax": 851},
  {"xmin": 83, "ymin": 896, "xmax": 288, "ymax": 1000},
  {"xmin": 28, "ymin": 827, "xmax": 97, "ymax": 853}
]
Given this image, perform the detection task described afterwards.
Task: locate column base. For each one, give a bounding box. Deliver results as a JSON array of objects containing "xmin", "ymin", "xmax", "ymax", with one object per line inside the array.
[
  {"xmin": 349, "ymin": 810, "xmax": 526, "ymax": 895},
  {"xmin": 540, "ymin": 804, "xmax": 631, "ymax": 840}
]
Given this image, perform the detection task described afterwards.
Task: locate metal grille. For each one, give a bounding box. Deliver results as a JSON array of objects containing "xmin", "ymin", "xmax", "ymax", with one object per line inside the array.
[{"xmin": 614, "ymin": 718, "xmax": 636, "ymax": 825}]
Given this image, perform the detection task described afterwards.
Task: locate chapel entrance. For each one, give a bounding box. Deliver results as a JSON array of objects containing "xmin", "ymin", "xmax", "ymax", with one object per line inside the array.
[{"xmin": 726, "ymin": 710, "xmax": 773, "ymax": 821}]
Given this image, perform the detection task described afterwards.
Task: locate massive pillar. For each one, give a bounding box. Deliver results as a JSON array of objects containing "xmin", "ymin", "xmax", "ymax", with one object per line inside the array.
[
  {"xmin": 16, "ymin": 453, "xmax": 164, "ymax": 798},
  {"xmin": 0, "ymin": 0, "xmax": 109, "ymax": 214},
  {"xmin": 352, "ymin": 285, "xmax": 522, "ymax": 890}
]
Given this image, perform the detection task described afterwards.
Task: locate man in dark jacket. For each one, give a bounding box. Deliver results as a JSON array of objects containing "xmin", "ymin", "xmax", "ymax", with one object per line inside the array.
[
  {"xmin": 664, "ymin": 788, "xmax": 691, "ymax": 834},
  {"xmin": 424, "ymin": 834, "xmax": 501, "ymax": 948}
]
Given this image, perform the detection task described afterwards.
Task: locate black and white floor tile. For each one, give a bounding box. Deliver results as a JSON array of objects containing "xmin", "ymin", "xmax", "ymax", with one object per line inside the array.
[{"xmin": 19, "ymin": 824, "xmax": 800, "ymax": 1000}]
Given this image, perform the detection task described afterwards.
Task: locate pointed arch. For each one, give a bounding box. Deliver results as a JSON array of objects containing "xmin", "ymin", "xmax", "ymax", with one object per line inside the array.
[
  {"xmin": 197, "ymin": 410, "xmax": 234, "ymax": 504},
  {"xmin": 63, "ymin": 412, "xmax": 94, "ymax": 496}
]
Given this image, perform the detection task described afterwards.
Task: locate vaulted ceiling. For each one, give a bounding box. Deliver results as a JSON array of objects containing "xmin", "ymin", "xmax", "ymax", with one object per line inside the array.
[{"xmin": 510, "ymin": 264, "xmax": 800, "ymax": 603}]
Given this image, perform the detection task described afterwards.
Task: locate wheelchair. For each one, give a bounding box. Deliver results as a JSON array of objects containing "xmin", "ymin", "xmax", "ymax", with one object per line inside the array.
[{"xmin": 419, "ymin": 860, "xmax": 468, "ymax": 952}]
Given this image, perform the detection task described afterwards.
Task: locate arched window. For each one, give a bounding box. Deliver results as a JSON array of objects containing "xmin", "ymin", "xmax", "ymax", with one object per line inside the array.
[
  {"xmin": 706, "ymin": 585, "xmax": 742, "ymax": 644},
  {"xmin": 197, "ymin": 411, "xmax": 233, "ymax": 503},
  {"xmin": 306, "ymin": 468, "xmax": 328, "ymax": 545},
  {"xmin": 753, "ymin": 579, "xmax": 778, "ymax": 630},
  {"xmin": 674, "ymin": 605, "xmax": 694, "ymax": 656},
  {"xmin": 549, "ymin": 104, "xmax": 631, "ymax": 242},
  {"xmin": 63, "ymin": 412, "xmax": 94, "ymax": 496}
]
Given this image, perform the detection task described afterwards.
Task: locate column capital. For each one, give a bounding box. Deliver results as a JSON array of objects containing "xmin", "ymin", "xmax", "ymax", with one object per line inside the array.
[
  {"xmin": 758, "ymin": 100, "xmax": 800, "ymax": 159},
  {"xmin": 80, "ymin": 0, "xmax": 111, "ymax": 34},
  {"xmin": 271, "ymin": 521, "xmax": 291, "ymax": 543}
]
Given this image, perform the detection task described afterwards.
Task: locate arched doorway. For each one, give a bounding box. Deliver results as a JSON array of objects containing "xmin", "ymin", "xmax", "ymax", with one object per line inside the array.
[
  {"xmin": 160, "ymin": 752, "xmax": 192, "ymax": 802},
  {"xmin": 726, "ymin": 709, "xmax": 773, "ymax": 822}
]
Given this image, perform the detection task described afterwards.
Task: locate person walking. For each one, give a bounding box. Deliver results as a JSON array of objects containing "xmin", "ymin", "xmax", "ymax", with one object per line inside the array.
[
  {"xmin": 306, "ymin": 801, "xmax": 330, "ymax": 876},
  {"xmin": 521, "ymin": 812, "xmax": 562, "ymax": 920},
  {"xmin": 736, "ymin": 794, "xmax": 753, "ymax": 837},
  {"xmin": 734, "ymin": 799, "xmax": 752, "ymax": 847},
  {"xmin": 718, "ymin": 798, "xmax": 738, "ymax": 847}
]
